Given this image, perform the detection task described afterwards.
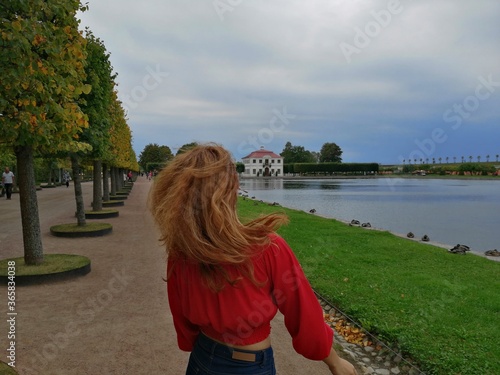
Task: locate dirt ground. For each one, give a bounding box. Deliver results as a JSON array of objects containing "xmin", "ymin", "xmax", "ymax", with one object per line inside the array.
[{"xmin": 0, "ymin": 178, "xmax": 347, "ymax": 375}]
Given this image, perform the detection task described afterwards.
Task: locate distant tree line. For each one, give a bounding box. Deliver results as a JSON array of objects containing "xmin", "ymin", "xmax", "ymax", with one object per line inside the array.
[
  {"xmin": 280, "ymin": 141, "xmax": 343, "ymax": 164},
  {"xmin": 138, "ymin": 142, "xmax": 199, "ymax": 173},
  {"xmin": 285, "ymin": 162, "xmax": 379, "ymax": 175},
  {"xmin": 399, "ymin": 162, "xmax": 497, "ymax": 176}
]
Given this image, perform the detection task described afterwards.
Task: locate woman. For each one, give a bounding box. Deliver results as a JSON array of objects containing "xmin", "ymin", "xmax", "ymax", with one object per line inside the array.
[{"xmin": 149, "ymin": 144, "xmax": 357, "ymax": 375}]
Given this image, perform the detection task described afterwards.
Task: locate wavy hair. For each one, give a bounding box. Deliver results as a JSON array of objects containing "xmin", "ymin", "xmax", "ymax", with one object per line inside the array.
[{"xmin": 148, "ymin": 143, "xmax": 288, "ymax": 291}]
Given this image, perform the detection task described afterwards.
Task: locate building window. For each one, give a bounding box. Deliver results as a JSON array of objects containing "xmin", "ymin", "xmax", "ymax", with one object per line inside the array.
[
  {"xmin": 272, "ymin": 160, "xmax": 275, "ymax": 163},
  {"xmin": 259, "ymin": 159, "xmax": 262, "ymax": 163},
  {"xmin": 253, "ymin": 169, "xmax": 256, "ymax": 174},
  {"xmin": 278, "ymin": 160, "xmax": 281, "ymax": 163},
  {"xmin": 253, "ymin": 159, "xmax": 256, "ymax": 163}
]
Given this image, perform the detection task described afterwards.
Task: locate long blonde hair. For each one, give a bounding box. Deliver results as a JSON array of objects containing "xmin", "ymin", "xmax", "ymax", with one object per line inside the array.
[{"xmin": 148, "ymin": 143, "xmax": 288, "ymax": 290}]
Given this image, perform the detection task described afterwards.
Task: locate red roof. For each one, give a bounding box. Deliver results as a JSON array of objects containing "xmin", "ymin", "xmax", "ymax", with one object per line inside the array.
[{"xmin": 242, "ymin": 148, "xmax": 282, "ymax": 159}]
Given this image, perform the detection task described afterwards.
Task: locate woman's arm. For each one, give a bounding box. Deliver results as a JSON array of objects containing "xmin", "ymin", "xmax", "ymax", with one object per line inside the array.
[{"xmin": 323, "ymin": 348, "xmax": 357, "ymax": 375}]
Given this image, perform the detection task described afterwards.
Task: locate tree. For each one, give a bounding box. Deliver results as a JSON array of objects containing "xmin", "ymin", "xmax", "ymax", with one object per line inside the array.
[
  {"xmin": 280, "ymin": 142, "xmax": 316, "ymax": 164},
  {"xmin": 0, "ymin": 0, "xmax": 90, "ymax": 265},
  {"xmin": 319, "ymin": 142, "xmax": 342, "ymax": 163},
  {"xmin": 79, "ymin": 30, "xmax": 116, "ymax": 213},
  {"xmin": 176, "ymin": 142, "xmax": 198, "ymax": 155},
  {"xmin": 235, "ymin": 162, "xmax": 245, "ymax": 174},
  {"xmin": 107, "ymin": 89, "xmax": 137, "ymax": 196},
  {"xmin": 139, "ymin": 143, "xmax": 173, "ymax": 172}
]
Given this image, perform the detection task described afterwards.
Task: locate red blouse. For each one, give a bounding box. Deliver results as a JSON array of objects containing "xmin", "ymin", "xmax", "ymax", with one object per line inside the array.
[{"xmin": 167, "ymin": 234, "xmax": 333, "ymax": 360}]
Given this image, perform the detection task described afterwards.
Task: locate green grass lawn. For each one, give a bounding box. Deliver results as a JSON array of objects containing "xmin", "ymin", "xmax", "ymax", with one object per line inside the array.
[
  {"xmin": 0, "ymin": 254, "xmax": 90, "ymax": 276},
  {"xmin": 238, "ymin": 198, "xmax": 500, "ymax": 375}
]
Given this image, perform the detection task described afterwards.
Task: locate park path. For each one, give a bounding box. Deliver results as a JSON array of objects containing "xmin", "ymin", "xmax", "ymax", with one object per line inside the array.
[{"xmin": 0, "ymin": 178, "xmax": 333, "ymax": 375}]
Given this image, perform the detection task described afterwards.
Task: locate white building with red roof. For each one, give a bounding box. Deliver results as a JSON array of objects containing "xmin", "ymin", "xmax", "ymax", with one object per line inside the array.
[{"xmin": 241, "ymin": 146, "xmax": 283, "ymax": 177}]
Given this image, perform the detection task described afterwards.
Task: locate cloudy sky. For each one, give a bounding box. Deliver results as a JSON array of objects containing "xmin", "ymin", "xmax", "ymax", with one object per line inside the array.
[{"xmin": 78, "ymin": 0, "xmax": 500, "ymax": 164}]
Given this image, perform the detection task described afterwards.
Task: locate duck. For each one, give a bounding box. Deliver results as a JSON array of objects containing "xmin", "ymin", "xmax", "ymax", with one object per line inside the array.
[
  {"xmin": 361, "ymin": 222, "xmax": 371, "ymax": 228},
  {"xmin": 484, "ymin": 249, "xmax": 500, "ymax": 256},
  {"xmin": 350, "ymin": 219, "xmax": 360, "ymax": 226},
  {"xmin": 421, "ymin": 235, "xmax": 430, "ymax": 242},
  {"xmin": 407, "ymin": 232, "xmax": 414, "ymax": 238},
  {"xmin": 309, "ymin": 209, "xmax": 316, "ymax": 214}
]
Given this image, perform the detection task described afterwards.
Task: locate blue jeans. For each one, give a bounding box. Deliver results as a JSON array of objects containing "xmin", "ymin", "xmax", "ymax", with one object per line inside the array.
[{"xmin": 186, "ymin": 333, "xmax": 276, "ymax": 375}]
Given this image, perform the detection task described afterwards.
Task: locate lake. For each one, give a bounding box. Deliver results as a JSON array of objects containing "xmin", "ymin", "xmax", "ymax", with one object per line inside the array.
[{"xmin": 239, "ymin": 177, "xmax": 500, "ymax": 259}]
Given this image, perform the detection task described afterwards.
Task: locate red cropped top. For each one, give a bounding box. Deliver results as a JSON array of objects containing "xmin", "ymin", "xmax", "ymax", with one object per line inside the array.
[{"xmin": 166, "ymin": 234, "xmax": 333, "ymax": 360}]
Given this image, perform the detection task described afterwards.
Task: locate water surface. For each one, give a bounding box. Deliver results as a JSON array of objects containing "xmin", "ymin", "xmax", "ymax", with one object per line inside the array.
[{"xmin": 239, "ymin": 177, "xmax": 500, "ymax": 258}]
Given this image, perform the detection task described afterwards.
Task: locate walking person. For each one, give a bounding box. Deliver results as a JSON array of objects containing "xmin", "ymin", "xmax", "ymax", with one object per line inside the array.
[
  {"xmin": 149, "ymin": 144, "xmax": 357, "ymax": 375},
  {"xmin": 2, "ymin": 167, "xmax": 15, "ymax": 200},
  {"xmin": 63, "ymin": 171, "xmax": 70, "ymax": 188}
]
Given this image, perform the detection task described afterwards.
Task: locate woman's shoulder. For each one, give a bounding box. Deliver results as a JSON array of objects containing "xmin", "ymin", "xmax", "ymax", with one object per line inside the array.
[{"xmin": 257, "ymin": 233, "xmax": 296, "ymax": 263}]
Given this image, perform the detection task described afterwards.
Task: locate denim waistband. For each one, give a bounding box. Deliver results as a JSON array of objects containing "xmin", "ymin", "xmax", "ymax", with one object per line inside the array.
[{"xmin": 197, "ymin": 333, "xmax": 271, "ymax": 364}]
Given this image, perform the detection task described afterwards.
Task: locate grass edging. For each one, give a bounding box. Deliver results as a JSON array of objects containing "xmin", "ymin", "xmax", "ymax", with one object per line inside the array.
[
  {"xmin": 84, "ymin": 209, "xmax": 119, "ymax": 219},
  {"xmin": 0, "ymin": 254, "xmax": 91, "ymax": 285},
  {"xmin": 50, "ymin": 222, "xmax": 112, "ymax": 238},
  {"xmin": 238, "ymin": 197, "xmax": 500, "ymax": 375},
  {"xmin": 0, "ymin": 362, "xmax": 18, "ymax": 375}
]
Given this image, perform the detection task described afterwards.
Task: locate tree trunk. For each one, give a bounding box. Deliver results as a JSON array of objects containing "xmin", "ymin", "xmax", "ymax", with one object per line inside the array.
[
  {"xmin": 110, "ymin": 166, "xmax": 117, "ymax": 196},
  {"xmin": 15, "ymin": 145, "xmax": 44, "ymax": 265},
  {"xmin": 102, "ymin": 163, "xmax": 110, "ymax": 202},
  {"xmin": 92, "ymin": 160, "xmax": 102, "ymax": 211},
  {"xmin": 71, "ymin": 154, "xmax": 86, "ymax": 226},
  {"xmin": 47, "ymin": 166, "xmax": 53, "ymax": 186},
  {"xmin": 118, "ymin": 168, "xmax": 123, "ymax": 190}
]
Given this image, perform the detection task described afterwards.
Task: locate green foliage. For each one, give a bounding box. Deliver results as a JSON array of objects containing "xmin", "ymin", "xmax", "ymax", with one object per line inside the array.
[
  {"xmin": 0, "ymin": 0, "xmax": 90, "ymax": 152},
  {"xmin": 238, "ymin": 198, "xmax": 500, "ymax": 375},
  {"xmin": 319, "ymin": 142, "xmax": 343, "ymax": 162},
  {"xmin": 108, "ymin": 90, "xmax": 137, "ymax": 170},
  {"xmin": 146, "ymin": 162, "xmax": 167, "ymax": 172},
  {"xmin": 280, "ymin": 141, "xmax": 316, "ymax": 163},
  {"xmin": 79, "ymin": 30, "xmax": 116, "ymax": 159},
  {"xmin": 0, "ymin": 146, "xmax": 15, "ymax": 167},
  {"xmin": 458, "ymin": 162, "xmax": 496, "ymax": 175},
  {"xmin": 235, "ymin": 162, "xmax": 245, "ymax": 174},
  {"xmin": 176, "ymin": 142, "xmax": 198, "ymax": 155},
  {"xmin": 139, "ymin": 143, "xmax": 173, "ymax": 171},
  {"xmin": 288, "ymin": 162, "xmax": 379, "ymax": 174}
]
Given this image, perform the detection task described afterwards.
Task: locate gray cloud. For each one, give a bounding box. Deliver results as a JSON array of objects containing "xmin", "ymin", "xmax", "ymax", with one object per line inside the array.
[{"xmin": 79, "ymin": 0, "xmax": 500, "ymax": 164}]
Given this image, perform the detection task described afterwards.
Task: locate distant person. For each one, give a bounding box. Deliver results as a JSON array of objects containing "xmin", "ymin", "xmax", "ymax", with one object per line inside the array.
[
  {"xmin": 63, "ymin": 171, "xmax": 71, "ymax": 188},
  {"xmin": 148, "ymin": 144, "xmax": 357, "ymax": 375},
  {"xmin": 2, "ymin": 167, "xmax": 15, "ymax": 200}
]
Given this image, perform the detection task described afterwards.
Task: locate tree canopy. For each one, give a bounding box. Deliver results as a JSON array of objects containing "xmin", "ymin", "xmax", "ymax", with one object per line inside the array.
[
  {"xmin": 319, "ymin": 142, "xmax": 343, "ymax": 163},
  {"xmin": 139, "ymin": 143, "xmax": 173, "ymax": 171},
  {"xmin": 176, "ymin": 142, "xmax": 199, "ymax": 155},
  {"xmin": 0, "ymin": 0, "xmax": 90, "ymax": 152},
  {"xmin": 280, "ymin": 141, "xmax": 316, "ymax": 163}
]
